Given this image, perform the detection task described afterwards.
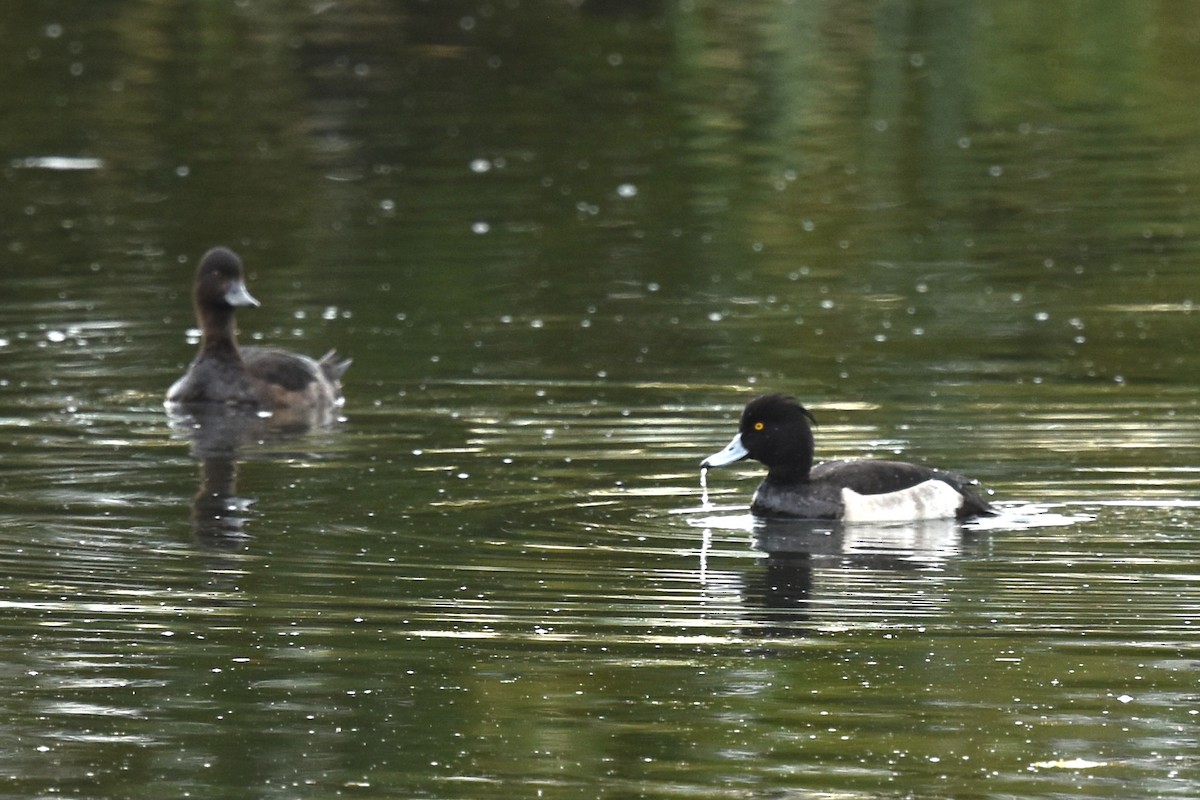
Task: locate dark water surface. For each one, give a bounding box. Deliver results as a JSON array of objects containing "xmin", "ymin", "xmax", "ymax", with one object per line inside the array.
[{"xmin": 3, "ymin": 2, "xmax": 1200, "ymax": 798}]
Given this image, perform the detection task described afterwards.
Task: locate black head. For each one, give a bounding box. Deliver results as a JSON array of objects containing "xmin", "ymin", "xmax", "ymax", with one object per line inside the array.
[
  {"xmin": 737, "ymin": 393, "xmax": 818, "ymax": 481},
  {"xmin": 193, "ymin": 247, "xmax": 260, "ymax": 313}
]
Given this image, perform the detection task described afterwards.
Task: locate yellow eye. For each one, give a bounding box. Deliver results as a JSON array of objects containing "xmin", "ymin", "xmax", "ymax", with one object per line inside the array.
[{"xmin": 753, "ymin": 421, "xmax": 765, "ymax": 431}]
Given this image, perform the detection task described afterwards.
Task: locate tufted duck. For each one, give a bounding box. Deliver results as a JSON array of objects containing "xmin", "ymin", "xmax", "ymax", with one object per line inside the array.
[
  {"xmin": 701, "ymin": 393, "xmax": 994, "ymax": 521},
  {"xmin": 166, "ymin": 247, "xmax": 350, "ymax": 416}
]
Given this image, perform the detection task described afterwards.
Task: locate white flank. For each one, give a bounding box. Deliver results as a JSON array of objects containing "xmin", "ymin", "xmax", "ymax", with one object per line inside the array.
[{"xmin": 841, "ymin": 479, "xmax": 963, "ymax": 523}]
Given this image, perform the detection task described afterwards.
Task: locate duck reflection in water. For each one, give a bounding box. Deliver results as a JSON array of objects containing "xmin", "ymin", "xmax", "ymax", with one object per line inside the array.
[
  {"xmin": 191, "ymin": 453, "xmax": 252, "ymax": 543},
  {"xmin": 171, "ymin": 405, "xmax": 348, "ymax": 546},
  {"xmin": 702, "ymin": 516, "xmax": 975, "ymax": 638},
  {"xmin": 169, "ymin": 408, "xmax": 270, "ymax": 544}
]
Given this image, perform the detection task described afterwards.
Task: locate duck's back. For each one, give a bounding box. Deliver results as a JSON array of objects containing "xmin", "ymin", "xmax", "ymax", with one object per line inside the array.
[
  {"xmin": 241, "ymin": 346, "xmax": 348, "ymax": 409},
  {"xmin": 751, "ymin": 458, "xmax": 993, "ymax": 520},
  {"xmin": 813, "ymin": 459, "xmax": 964, "ymax": 494}
]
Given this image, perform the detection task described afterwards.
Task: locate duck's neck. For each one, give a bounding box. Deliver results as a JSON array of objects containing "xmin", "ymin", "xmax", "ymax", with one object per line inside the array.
[
  {"xmin": 198, "ymin": 305, "xmax": 242, "ymax": 360},
  {"xmin": 765, "ymin": 460, "xmax": 812, "ymax": 485}
]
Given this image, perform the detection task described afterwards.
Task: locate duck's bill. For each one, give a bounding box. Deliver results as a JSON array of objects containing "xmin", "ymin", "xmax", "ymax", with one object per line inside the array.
[
  {"xmin": 701, "ymin": 433, "xmax": 748, "ymax": 468},
  {"xmin": 224, "ymin": 280, "xmax": 261, "ymax": 308}
]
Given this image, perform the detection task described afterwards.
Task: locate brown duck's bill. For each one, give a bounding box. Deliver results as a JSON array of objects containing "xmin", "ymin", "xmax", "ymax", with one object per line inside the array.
[{"xmin": 224, "ymin": 280, "xmax": 260, "ymax": 308}]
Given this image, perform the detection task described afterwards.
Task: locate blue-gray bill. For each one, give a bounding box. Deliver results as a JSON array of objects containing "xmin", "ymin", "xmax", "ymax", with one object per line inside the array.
[
  {"xmin": 701, "ymin": 434, "xmax": 748, "ymax": 468},
  {"xmin": 224, "ymin": 280, "xmax": 259, "ymax": 308}
]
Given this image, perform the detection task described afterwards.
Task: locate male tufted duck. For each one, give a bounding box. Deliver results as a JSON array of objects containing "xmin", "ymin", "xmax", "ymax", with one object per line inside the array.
[
  {"xmin": 166, "ymin": 247, "xmax": 350, "ymax": 416},
  {"xmin": 701, "ymin": 393, "xmax": 994, "ymax": 521}
]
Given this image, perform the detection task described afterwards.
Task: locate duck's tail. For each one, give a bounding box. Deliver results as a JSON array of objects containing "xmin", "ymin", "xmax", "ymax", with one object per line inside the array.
[
  {"xmin": 956, "ymin": 482, "xmax": 997, "ymax": 520},
  {"xmin": 317, "ymin": 350, "xmax": 352, "ymax": 382}
]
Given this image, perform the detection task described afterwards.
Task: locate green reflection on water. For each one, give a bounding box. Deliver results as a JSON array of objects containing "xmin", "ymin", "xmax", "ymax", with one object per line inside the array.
[{"xmin": 2, "ymin": 2, "xmax": 1200, "ymax": 798}]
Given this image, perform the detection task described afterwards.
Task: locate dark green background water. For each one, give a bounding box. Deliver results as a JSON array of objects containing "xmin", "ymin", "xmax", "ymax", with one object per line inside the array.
[{"xmin": 2, "ymin": 2, "xmax": 1200, "ymax": 797}]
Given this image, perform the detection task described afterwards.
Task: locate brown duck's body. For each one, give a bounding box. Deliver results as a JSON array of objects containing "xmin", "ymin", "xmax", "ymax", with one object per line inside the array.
[
  {"xmin": 168, "ymin": 345, "xmax": 350, "ymax": 411},
  {"xmin": 166, "ymin": 247, "xmax": 349, "ymax": 415}
]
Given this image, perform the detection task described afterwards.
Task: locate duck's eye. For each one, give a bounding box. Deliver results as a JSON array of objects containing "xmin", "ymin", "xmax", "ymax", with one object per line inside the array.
[{"xmin": 753, "ymin": 421, "xmax": 765, "ymax": 431}]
